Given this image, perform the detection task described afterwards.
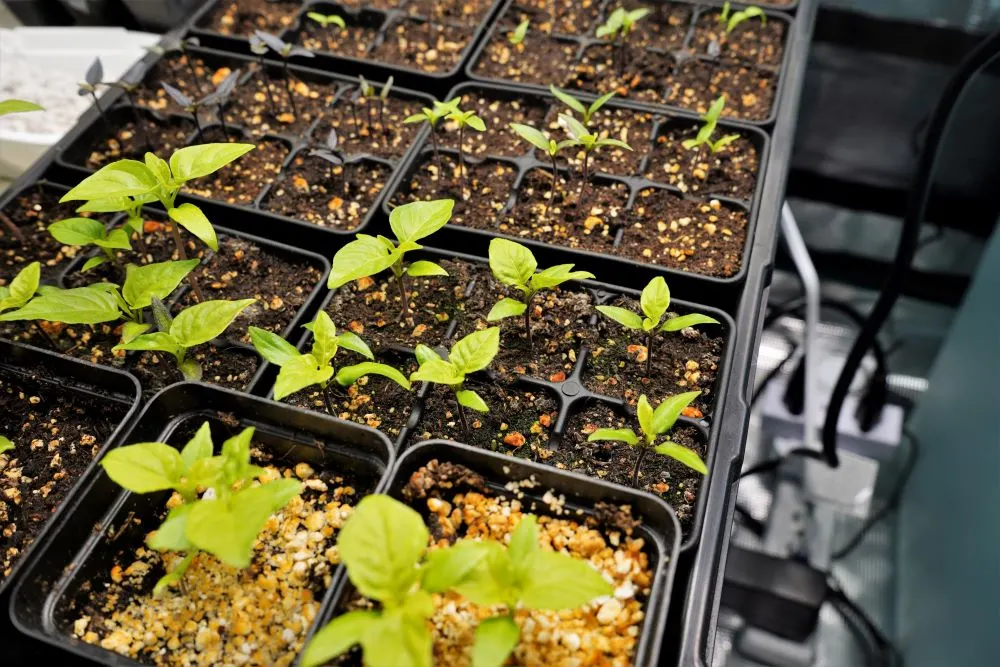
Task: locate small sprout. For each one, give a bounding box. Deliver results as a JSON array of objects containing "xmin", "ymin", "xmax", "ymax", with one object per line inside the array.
[
  {"xmin": 487, "ymin": 238, "xmax": 593, "ymax": 346},
  {"xmin": 595, "ymin": 276, "xmax": 719, "ymax": 375},
  {"xmin": 509, "ymin": 122, "xmax": 574, "ymax": 215},
  {"xmin": 721, "ymin": 2, "xmax": 766, "ymax": 33},
  {"xmin": 404, "ymin": 96, "xmax": 461, "ymax": 169},
  {"xmin": 100, "ymin": 422, "xmax": 302, "ymax": 594},
  {"xmin": 0, "ymin": 99, "xmax": 43, "ymax": 117},
  {"xmin": 558, "ymin": 113, "xmax": 632, "ymax": 204},
  {"xmin": 682, "ymin": 95, "xmax": 740, "ymax": 153},
  {"xmin": 199, "ymin": 68, "xmax": 242, "ymax": 140},
  {"xmin": 49, "ymin": 217, "xmax": 131, "ymax": 270},
  {"xmin": 595, "ymin": 7, "xmax": 650, "ymax": 71},
  {"xmin": 0, "ymin": 436, "xmax": 12, "ymax": 455},
  {"xmin": 161, "ymin": 82, "xmax": 207, "ymax": 140},
  {"xmin": 589, "ymin": 392, "xmax": 707, "ymax": 487},
  {"xmin": 309, "ymin": 130, "xmax": 346, "ymax": 193},
  {"xmin": 0, "ymin": 262, "xmax": 40, "ymax": 314},
  {"xmin": 251, "ymin": 311, "xmax": 411, "ymax": 413},
  {"xmin": 248, "ymin": 35, "xmax": 280, "ymax": 117},
  {"xmin": 508, "ymin": 19, "xmax": 530, "ymax": 45},
  {"xmin": 328, "ymin": 199, "xmax": 454, "ymax": 318},
  {"xmin": 445, "ymin": 107, "xmax": 486, "ymax": 198},
  {"xmin": 253, "ymin": 30, "xmax": 315, "ymax": 119},
  {"xmin": 549, "ymin": 85, "xmax": 615, "ymax": 128},
  {"xmin": 411, "ymin": 327, "xmax": 500, "ymax": 435},
  {"xmin": 377, "ymin": 75, "xmax": 394, "ymax": 131},
  {"xmin": 78, "ymin": 57, "xmax": 109, "ymax": 127},
  {"xmin": 307, "ymin": 11, "xmax": 346, "ymax": 29}
]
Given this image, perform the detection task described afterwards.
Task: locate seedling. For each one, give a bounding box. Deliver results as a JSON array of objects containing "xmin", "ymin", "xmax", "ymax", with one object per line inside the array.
[
  {"xmin": 595, "ymin": 6, "xmax": 651, "ymax": 71},
  {"xmin": 74, "ymin": 191, "xmax": 157, "ymax": 255},
  {"xmin": 253, "ymin": 30, "xmax": 315, "ymax": 119},
  {"xmin": 445, "ymin": 107, "xmax": 486, "ymax": 198},
  {"xmin": 487, "ymin": 238, "xmax": 593, "ymax": 346},
  {"xmin": 0, "ymin": 99, "xmax": 43, "ymax": 117},
  {"xmin": 100, "ymin": 422, "xmax": 302, "ymax": 594},
  {"xmin": 411, "ymin": 327, "xmax": 500, "ymax": 435},
  {"xmin": 595, "ymin": 276, "xmax": 719, "ymax": 375},
  {"xmin": 160, "ymin": 82, "xmax": 208, "ymax": 140},
  {"xmin": 60, "ymin": 144, "xmax": 255, "ymax": 301},
  {"xmin": 49, "ymin": 217, "xmax": 132, "ymax": 271},
  {"xmin": 309, "ymin": 129, "xmax": 347, "ymax": 195},
  {"xmin": 148, "ymin": 36, "xmax": 206, "ymax": 97},
  {"xmin": 589, "ymin": 392, "xmax": 707, "ymax": 486},
  {"xmin": 0, "ymin": 262, "xmax": 40, "ymax": 314},
  {"xmin": 549, "ymin": 85, "xmax": 615, "ymax": 128},
  {"xmin": 720, "ymin": 2, "xmax": 766, "ymax": 33},
  {"xmin": 248, "ymin": 34, "xmax": 280, "ymax": 117},
  {"xmin": 508, "ymin": 19, "xmax": 529, "ymax": 45},
  {"xmin": 198, "ymin": 68, "xmax": 242, "ymax": 140},
  {"xmin": 0, "ymin": 436, "xmax": 12, "ymax": 455},
  {"xmin": 509, "ymin": 122, "xmax": 574, "ymax": 215},
  {"xmin": 374, "ymin": 76, "xmax": 394, "ymax": 132},
  {"xmin": 77, "ymin": 57, "xmax": 110, "ymax": 128},
  {"xmin": 351, "ymin": 75, "xmax": 380, "ymax": 133},
  {"xmin": 682, "ymin": 95, "xmax": 740, "ymax": 153},
  {"xmin": 328, "ymin": 199, "xmax": 453, "ymax": 317},
  {"xmin": 114, "ymin": 296, "xmax": 254, "ymax": 380},
  {"xmin": 306, "ymin": 11, "xmax": 346, "ymax": 30},
  {"xmin": 403, "ymin": 96, "xmax": 461, "ymax": 170},
  {"xmin": 251, "ymin": 311, "xmax": 410, "ymax": 412},
  {"xmin": 558, "ymin": 113, "xmax": 632, "ymax": 203}
]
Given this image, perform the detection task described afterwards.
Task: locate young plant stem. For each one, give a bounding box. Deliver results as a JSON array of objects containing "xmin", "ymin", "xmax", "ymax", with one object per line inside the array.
[
  {"xmin": 191, "ymin": 111, "xmax": 204, "ymax": 142},
  {"xmin": 457, "ymin": 124, "xmax": 467, "ymax": 199},
  {"xmin": 323, "ymin": 382, "xmax": 335, "ymax": 416},
  {"xmin": 282, "ymin": 60, "xmax": 298, "ymax": 118},
  {"xmin": 578, "ymin": 149, "xmax": 591, "ymax": 205},
  {"xmin": 545, "ymin": 154, "xmax": 559, "ymax": 217},
  {"xmin": 455, "ymin": 393, "xmax": 471, "ymax": 435},
  {"xmin": 645, "ymin": 332, "xmax": 654, "ymax": 376},
  {"xmin": 218, "ymin": 105, "xmax": 230, "ymax": 140},
  {"xmin": 523, "ymin": 300, "xmax": 534, "ymax": 347},
  {"xmin": 396, "ymin": 270, "xmax": 409, "ymax": 319},
  {"xmin": 89, "ymin": 91, "xmax": 111, "ymax": 130},
  {"xmin": 378, "ymin": 98, "xmax": 386, "ymax": 132},
  {"xmin": 350, "ymin": 101, "xmax": 359, "ymax": 130},
  {"xmin": 0, "ymin": 211, "xmax": 24, "ymax": 243},
  {"xmin": 368, "ymin": 99, "xmax": 377, "ymax": 131},
  {"xmin": 123, "ymin": 90, "xmax": 151, "ymax": 150},
  {"xmin": 168, "ymin": 221, "xmax": 205, "ymax": 302},
  {"xmin": 258, "ymin": 56, "xmax": 279, "ymax": 117},
  {"xmin": 631, "ymin": 446, "xmax": 650, "ymax": 488},
  {"xmin": 430, "ymin": 125, "xmax": 442, "ymax": 172}
]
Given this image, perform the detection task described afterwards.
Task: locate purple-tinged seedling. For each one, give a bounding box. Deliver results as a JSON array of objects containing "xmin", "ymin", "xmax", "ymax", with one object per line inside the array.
[{"xmin": 253, "ymin": 30, "xmax": 315, "ymax": 119}]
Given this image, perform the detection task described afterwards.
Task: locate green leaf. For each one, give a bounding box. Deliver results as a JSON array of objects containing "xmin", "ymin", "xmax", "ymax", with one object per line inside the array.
[
  {"xmin": 95, "ymin": 228, "xmax": 132, "ymax": 251},
  {"xmin": 654, "ymin": 441, "xmax": 708, "ymax": 475},
  {"xmin": 60, "ymin": 160, "xmax": 158, "ymax": 202},
  {"xmin": 518, "ymin": 550, "xmax": 612, "ymax": 609},
  {"xmin": 456, "ymin": 389, "xmax": 489, "ymax": 413},
  {"xmin": 170, "ymin": 298, "xmax": 255, "ymax": 347},
  {"xmin": 587, "ymin": 428, "xmax": 639, "ymax": 446},
  {"xmin": 651, "ymin": 391, "xmax": 701, "ymax": 434},
  {"xmin": 147, "ymin": 503, "xmax": 193, "ymax": 551},
  {"xmin": 549, "ymin": 85, "xmax": 586, "ymax": 115},
  {"xmin": 144, "ymin": 152, "xmax": 172, "ymax": 185},
  {"xmin": 507, "ymin": 514, "xmax": 538, "ymax": 573},
  {"xmin": 472, "ymin": 616, "xmax": 520, "ymax": 667},
  {"xmin": 587, "ymin": 91, "xmax": 617, "ymax": 118},
  {"xmin": 114, "ymin": 331, "xmax": 181, "ymax": 357},
  {"xmin": 301, "ymin": 611, "xmax": 380, "ymax": 667},
  {"xmin": 465, "ymin": 115, "xmax": 487, "ymax": 132},
  {"xmin": 249, "ymin": 326, "xmax": 302, "ymax": 366},
  {"xmin": 187, "ymin": 455, "xmax": 226, "ymax": 489},
  {"xmin": 120, "ymin": 321, "xmax": 151, "ymax": 344},
  {"xmin": 48, "ymin": 217, "xmax": 106, "ymax": 246},
  {"xmin": 509, "ymin": 18, "xmax": 529, "ymax": 44},
  {"xmin": 594, "ymin": 305, "xmax": 643, "ymax": 330},
  {"xmin": 220, "ymin": 426, "xmax": 254, "ymax": 479},
  {"xmin": 338, "ymin": 495, "xmax": 429, "ymax": 603},
  {"xmin": 180, "ymin": 421, "xmax": 214, "ymax": 472},
  {"xmin": 336, "ymin": 362, "xmax": 411, "ymax": 390},
  {"xmin": 186, "ymin": 478, "xmax": 302, "ymax": 568},
  {"xmin": 636, "ymin": 394, "xmax": 655, "ymax": 439},
  {"xmin": 509, "ymin": 123, "xmax": 550, "ymax": 152},
  {"xmin": 0, "ymin": 287, "xmax": 122, "ymax": 324},
  {"xmin": 711, "ymin": 134, "xmax": 740, "ymax": 152},
  {"xmin": 489, "ymin": 237, "xmax": 536, "ymax": 288},
  {"xmin": 452, "ymin": 542, "xmax": 511, "ymax": 606},
  {"xmin": 305, "ymin": 311, "xmax": 341, "ymax": 366},
  {"xmin": 168, "ymin": 203, "xmax": 218, "ymax": 251},
  {"xmin": 328, "ymin": 234, "xmax": 397, "ymax": 289},
  {"xmin": 406, "ymin": 260, "xmax": 448, "ymax": 277},
  {"xmin": 411, "ymin": 358, "xmax": 463, "ymax": 386},
  {"xmin": 559, "ymin": 114, "xmax": 590, "ymax": 141},
  {"xmin": 81, "ymin": 257, "xmax": 107, "ymax": 272},
  {"xmin": 0, "ymin": 436, "xmax": 14, "ymax": 454},
  {"xmin": 389, "ymin": 199, "xmax": 455, "ymax": 244},
  {"xmin": 728, "ymin": 7, "xmax": 765, "ymax": 33},
  {"xmin": 660, "ymin": 312, "xmax": 720, "ymax": 332},
  {"xmin": 122, "ymin": 259, "xmax": 200, "ymax": 309},
  {"xmin": 529, "ymin": 264, "xmax": 595, "ymax": 290},
  {"xmin": 362, "ymin": 608, "xmax": 433, "ymax": 667},
  {"xmin": 336, "ymin": 332, "xmax": 374, "ymax": 360},
  {"xmin": 640, "ymin": 276, "xmax": 670, "ymax": 323},
  {"xmin": 0, "ymin": 262, "xmax": 40, "ymax": 312},
  {"xmin": 168, "ymin": 143, "xmax": 255, "ymax": 181},
  {"xmin": 450, "ymin": 327, "xmax": 500, "ymax": 374},
  {"xmin": 421, "ymin": 540, "xmax": 495, "ymax": 593},
  {"xmin": 595, "ymin": 137, "xmax": 633, "ymax": 151},
  {"xmin": 487, "ymin": 297, "xmax": 527, "ymax": 322},
  {"xmin": 414, "ymin": 344, "xmax": 442, "ymax": 365},
  {"xmin": 76, "ymin": 196, "xmax": 131, "ymax": 214},
  {"xmin": 101, "ymin": 442, "xmax": 184, "ymax": 493},
  {"xmin": 0, "ymin": 99, "xmax": 43, "ymax": 116}
]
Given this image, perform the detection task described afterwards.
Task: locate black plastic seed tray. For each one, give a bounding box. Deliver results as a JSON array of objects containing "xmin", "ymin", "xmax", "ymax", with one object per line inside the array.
[
  {"xmin": 467, "ymin": 0, "xmax": 795, "ymax": 126},
  {"xmin": 49, "ymin": 44, "xmax": 434, "ymax": 252},
  {"xmin": 9, "ymin": 381, "xmax": 395, "ymax": 666},
  {"xmin": 377, "ymin": 81, "xmax": 768, "ymax": 308},
  {"xmin": 184, "ymin": 0, "xmax": 507, "ymax": 94}
]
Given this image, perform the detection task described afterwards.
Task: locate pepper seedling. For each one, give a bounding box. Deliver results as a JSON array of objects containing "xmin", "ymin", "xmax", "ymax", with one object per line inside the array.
[
  {"xmin": 595, "ymin": 276, "xmax": 719, "ymax": 375},
  {"xmin": 589, "ymin": 392, "xmax": 707, "ymax": 487},
  {"xmin": 160, "ymin": 82, "xmax": 209, "ymax": 141},
  {"xmin": 253, "ymin": 30, "xmax": 315, "ymax": 119},
  {"xmin": 595, "ymin": 6, "xmax": 651, "ymax": 71},
  {"xmin": 306, "ymin": 11, "xmax": 346, "ymax": 30},
  {"xmin": 682, "ymin": 95, "xmax": 740, "ymax": 153},
  {"xmin": 353, "ymin": 75, "xmax": 380, "ymax": 132},
  {"xmin": 0, "ymin": 262, "xmax": 40, "ymax": 315},
  {"xmin": 445, "ymin": 107, "xmax": 486, "ymax": 198},
  {"xmin": 77, "ymin": 57, "xmax": 110, "ymax": 128},
  {"xmin": 248, "ymin": 34, "xmax": 280, "ymax": 118},
  {"xmin": 328, "ymin": 199, "xmax": 453, "ymax": 317},
  {"xmin": 403, "ymin": 96, "xmax": 462, "ymax": 170},
  {"xmin": 198, "ymin": 68, "xmax": 242, "ymax": 140},
  {"xmin": 0, "ymin": 99, "xmax": 43, "ymax": 117},
  {"xmin": 411, "ymin": 327, "xmax": 500, "ymax": 435},
  {"xmin": 48, "ymin": 217, "xmax": 132, "ymax": 271},
  {"xmin": 309, "ymin": 129, "xmax": 347, "ymax": 195},
  {"xmin": 720, "ymin": 2, "xmax": 766, "ymax": 33},
  {"xmin": 508, "ymin": 19, "xmax": 529, "ymax": 45},
  {"xmin": 558, "ymin": 113, "xmax": 632, "ymax": 203},
  {"xmin": 100, "ymin": 422, "xmax": 302, "ymax": 594},
  {"xmin": 250, "ymin": 311, "xmax": 411, "ymax": 413},
  {"xmin": 549, "ymin": 85, "xmax": 616, "ymax": 128},
  {"xmin": 114, "ymin": 296, "xmax": 254, "ymax": 380},
  {"xmin": 60, "ymin": 144, "xmax": 255, "ymax": 301},
  {"xmin": 487, "ymin": 238, "xmax": 593, "ymax": 346},
  {"xmin": 147, "ymin": 36, "xmax": 206, "ymax": 97},
  {"xmin": 509, "ymin": 122, "xmax": 574, "ymax": 216}
]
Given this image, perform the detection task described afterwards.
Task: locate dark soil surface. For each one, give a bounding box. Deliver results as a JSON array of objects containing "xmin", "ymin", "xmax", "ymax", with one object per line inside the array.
[
  {"xmin": 230, "ymin": 70, "xmax": 337, "ymax": 137},
  {"xmin": 539, "ymin": 106, "xmax": 654, "ymax": 177},
  {"xmin": 0, "ymin": 368, "xmax": 128, "ymax": 585},
  {"xmin": 201, "ymin": 0, "xmax": 300, "ymax": 35},
  {"xmin": 185, "ymin": 130, "xmax": 289, "ymax": 205},
  {"xmin": 691, "ymin": 11, "xmax": 787, "ymax": 66},
  {"xmin": 618, "ymin": 188, "xmax": 748, "ymax": 278},
  {"xmin": 315, "ymin": 94, "xmax": 422, "ymax": 160},
  {"xmin": 562, "ymin": 402, "xmax": 706, "ymax": 533},
  {"xmin": 324, "ymin": 259, "xmax": 486, "ymax": 352},
  {"xmin": 295, "ymin": 18, "xmax": 381, "ymax": 58},
  {"xmin": 584, "ymin": 294, "xmax": 726, "ymax": 416},
  {"xmin": 406, "ymin": 0, "xmax": 495, "ymax": 25},
  {"xmin": 408, "ymin": 381, "xmax": 558, "ymax": 456},
  {"xmin": 511, "ymin": 0, "xmax": 603, "ymax": 36},
  {"xmin": 80, "ymin": 114, "xmax": 194, "ymax": 169},
  {"xmin": 623, "ymin": 1, "xmax": 693, "ymax": 51},
  {"xmin": 262, "ymin": 155, "xmax": 391, "ymax": 231},
  {"xmin": 570, "ymin": 44, "xmax": 673, "ymax": 105},
  {"xmin": 130, "ymin": 345, "xmax": 259, "ymax": 396},
  {"xmin": 440, "ymin": 94, "xmax": 548, "ymax": 158},
  {"xmin": 644, "ymin": 125, "xmax": 760, "ymax": 202},
  {"xmin": 371, "ymin": 20, "xmax": 471, "ymax": 73},
  {"xmin": 475, "ymin": 33, "xmax": 578, "ymax": 85},
  {"xmin": 664, "ymin": 58, "xmax": 777, "ymax": 122},
  {"xmin": 135, "ymin": 55, "xmax": 216, "ymax": 116}
]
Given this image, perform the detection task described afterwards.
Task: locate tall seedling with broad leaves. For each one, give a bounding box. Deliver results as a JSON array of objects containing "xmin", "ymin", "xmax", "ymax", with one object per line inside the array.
[
  {"xmin": 327, "ymin": 199, "xmax": 454, "ymax": 318},
  {"xmin": 49, "ymin": 217, "xmax": 133, "ymax": 272},
  {"xmin": 100, "ymin": 422, "xmax": 302, "ymax": 594},
  {"xmin": 411, "ymin": 327, "xmax": 500, "ymax": 435},
  {"xmin": 487, "ymin": 238, "xmax": 593, "ymax": 346},
  {"xmin": 253, "ymin": 31, "xmax": 315, "ymax": 119},
  {"xmin": 589, "ymin": 392, "xmax": 707, "ymax": 486},
  {"xmin": 250, "ymin": 311, "xmax": 410, "ymax": 413},
  {"xmin": 59, "ymin": 143, "xmax": 255, "ymax": 300},
  {"xmin": 596, "ymin": 276, "xmax": 719, "ymax": 375},
  {"xmin": 509, "ymin": 122, "xmax": 574, "ymax": 216},
  {"xmin": 682, "ymin": 95, "xmax": 739, "ymax": 153},
  {"xmin": 548, "ymin": 86, "xmax": 616, "ymax": 128},
  {"xmin": 558, "ymin": 114, "xmax": 632, "ymax": 204}
]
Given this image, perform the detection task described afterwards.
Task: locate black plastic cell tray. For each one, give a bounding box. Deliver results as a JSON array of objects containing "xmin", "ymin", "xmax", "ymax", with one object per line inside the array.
[
  {"xmin": 317, "ymin": 439, "xmax": 682, "ymax": 666},
  {"xmin": 466, "ymin": 0, "xmax": 795, "ymax": 126},
  {"xmin": 184, "ymin": 0, "xmax": 508, "ymax": 94},
  {"xmin": 8, "ymin": 382, "xmax": 395, "ymax": 666},
  {"xmin": 51, "ymin": 44, "xmax": 434, "ymax": 250},
  {"xmin": 379, "ymin": 80, "xmax": 770, "ymax": 308}
]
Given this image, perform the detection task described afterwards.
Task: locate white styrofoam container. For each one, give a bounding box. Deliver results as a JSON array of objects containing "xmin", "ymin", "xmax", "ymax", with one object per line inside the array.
[{"xmin": 0, "ymin": 27, "xmax": 160, "ymax": 178}]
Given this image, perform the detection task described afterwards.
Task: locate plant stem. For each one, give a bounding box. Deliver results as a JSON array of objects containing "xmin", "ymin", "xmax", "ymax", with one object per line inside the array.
[
  {"xmin": 124, "ymin": 90, "xmax": 151, "ymax": 150},
  {"xmin": 350, "ymin": 100, "xmax": 359, "ymax": 130},
  {"xmin": 89, "ymin": 91, "xmax": 111, "ymax": 130},
  {"xmin": 430, "ymin": 125, "xmax": 442, "ymax": 172},
  {"xmin": 0, "ymin": 211, "xmax": 24, "ymax": 244},
  {"xmin": 184, "ymin": 53, "xmax": 205, "ymax": 97},
  {"xmin": 631, "ymin": 447, "xmax": 650, "ymax": 488},
  {"xmin": 397, "ymin": 270, "xmax": 409, "ymax": 319},
  {"xmin": 457, "ymin": 124, "xmax": 467, "ymax": 199},
  {"xmin": 282, "ymin": 60, "xmax": 298, "ymax": 118},
  {"xmin": 455, "ymin": 395, "xmax": 471, "ymax": 435},
  {"xmin": 191, "ymin": 111, "xmax": 204, "ymax": 142},
  {"xmin": 546, "ymin": 153, "xmax": 559, "ymax": 217},
  {"xmin": 218, "ymin": 105, "xmax": 230, "ymax": 140},
  {"xmin": 646, "ymin": 332, "xmax": 653, "ymax": 376},
  {"xmin": 378, "ymin": 98, "xmax": 386, "ymax": 132},
  {"xmin": 258, "ymin": 56, "xmax": 279, "ymax": 118},
  {"xmin": 169, "ymin": 220, "xmax": 205, "ymax": 302},
  {"xmin": 578, "ymin": 149, "xmax": 591, "ymax": 205},
  {"xmin": 523, "ymin": 300, "xmax": 533, "ymax": 347},
  {"xmin": 323, "ymin": 382, "xmax": 335, "ymax": 415}
]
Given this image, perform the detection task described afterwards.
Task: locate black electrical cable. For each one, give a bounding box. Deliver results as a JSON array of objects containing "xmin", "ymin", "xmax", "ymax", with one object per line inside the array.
[
  {"xmin": 822, "ymin": 26, "xmax": 1000, "ymax": 468},
  {"xmin": 827, "ymin": 575, "xmax": 904, "ymax": 667}
]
